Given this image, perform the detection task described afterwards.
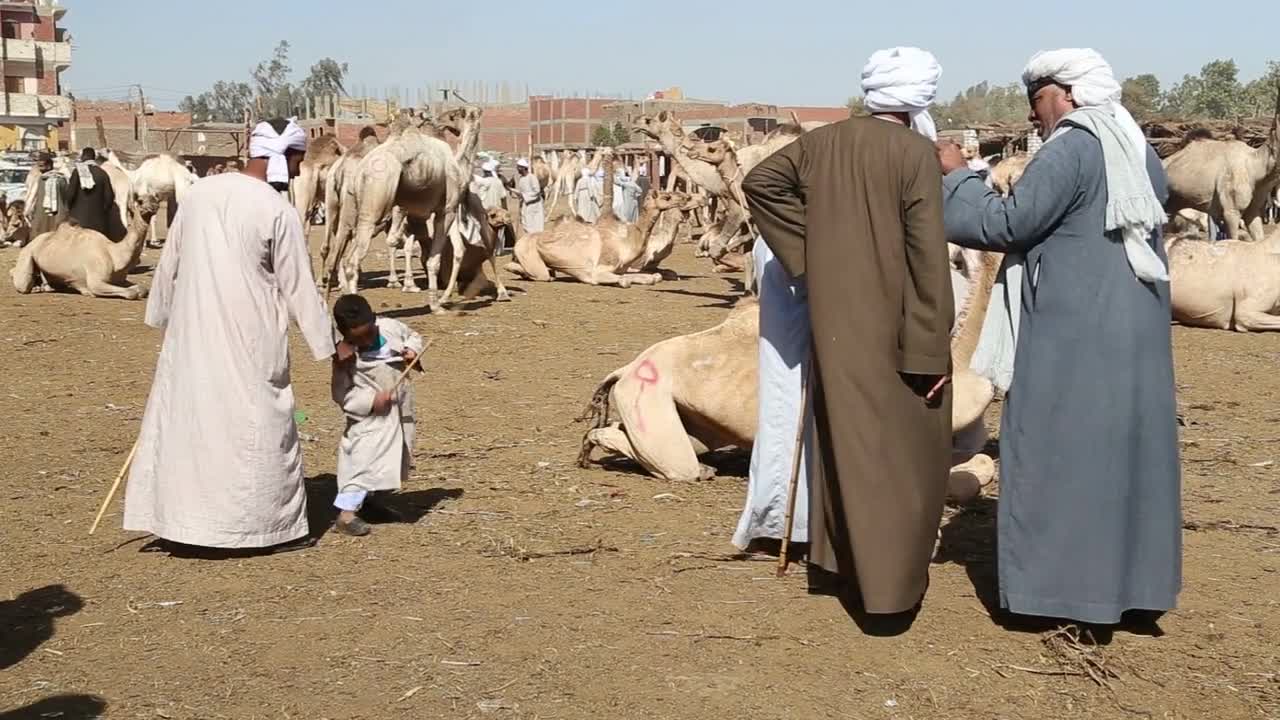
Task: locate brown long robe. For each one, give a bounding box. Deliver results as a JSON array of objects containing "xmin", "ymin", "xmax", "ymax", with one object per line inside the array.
[{"xmin": 742, "ymin": 116, "xmax": 953, "ymax": 614}]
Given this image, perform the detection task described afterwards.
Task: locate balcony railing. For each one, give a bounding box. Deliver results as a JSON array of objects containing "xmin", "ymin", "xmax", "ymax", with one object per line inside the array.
[
  {"xmin": 0, "ymin": 92, "xmax": 70, "ymax": 119},
  {"xmin": 0, "ymin": 38, "xmax": 71, "ymax": 72}
]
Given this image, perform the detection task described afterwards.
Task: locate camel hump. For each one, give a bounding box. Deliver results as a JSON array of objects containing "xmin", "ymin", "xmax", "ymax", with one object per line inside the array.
[{"xmin": 1185, "ymin": 127, "xmax": 1214, "ymax": 143}]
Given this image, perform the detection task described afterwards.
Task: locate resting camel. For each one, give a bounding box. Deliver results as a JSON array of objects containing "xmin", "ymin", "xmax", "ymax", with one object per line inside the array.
[
  {"xmin": 1168, "ymin": 226, "xmax": 1280, "ymax": 331},
  {"xmin": 10, "ymin": 198, "xmax": 158, "ymax": 299},
  {"xmin": 632, "ymin": 112, "xmax": 732, "ymax": 249},
  {"xmin": 293, "ymin": 134, "xmax": 344, "ymax": 227},
  {"xmin": 1163, "ymin": 105, "xmax": 1280, "ymax": 242},
  {"xmin": 630, "ymin": 192, "xmax": 706, "ymax": 273},
  {"xmin": 505, "ymin": 151, "xmax": 695, "ymax": 287},
  {"xmin": 577, "ymin": 249, "xmax": 1001, "ymax": 497},
  {"xmin": 1, "ymin": 201, "xmax": 30, "ymax": 247}
]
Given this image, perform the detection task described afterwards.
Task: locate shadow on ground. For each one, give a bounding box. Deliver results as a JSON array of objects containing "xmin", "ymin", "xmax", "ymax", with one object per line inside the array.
[{"xmin": 0, "ymin": 584, "xmax": 83, "ymax": 670}]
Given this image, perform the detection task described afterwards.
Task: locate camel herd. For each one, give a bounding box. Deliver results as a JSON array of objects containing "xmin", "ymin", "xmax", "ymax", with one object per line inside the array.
[{"xmin": 4, "ymin": 105, "xmax": 1280, "ymax": 491}]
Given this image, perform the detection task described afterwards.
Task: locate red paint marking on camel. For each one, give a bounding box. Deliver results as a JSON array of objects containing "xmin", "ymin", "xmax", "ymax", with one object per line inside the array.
[{"xmin": 630, "ymin": 360, "xmax": 660, "ymax": 433}]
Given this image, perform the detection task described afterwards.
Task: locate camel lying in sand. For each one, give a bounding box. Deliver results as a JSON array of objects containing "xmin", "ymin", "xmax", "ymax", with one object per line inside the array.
[
  {"xmin": 1, "ymin": 201, "xmax": 30, "ymax": 247},
  {"xmin": 11, "ymin": 199, "xmax": 158, "ymax": 299},
  {"xmin": 1169, "ymin": 226, "xmax": 1280, "ymax": 331},
  {"xmin": 578, "ymin": 251, "xmax": 1001, "ymax": 498},
  {"xmin": 505, "ymin": 151, "xmax": 695, "ymax": 287}
]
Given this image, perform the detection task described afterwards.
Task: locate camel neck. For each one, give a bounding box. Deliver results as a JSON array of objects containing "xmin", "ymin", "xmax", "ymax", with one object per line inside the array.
[{"xmin": 111, "ymin": 212, "xmax": 151, "ymax": 273}]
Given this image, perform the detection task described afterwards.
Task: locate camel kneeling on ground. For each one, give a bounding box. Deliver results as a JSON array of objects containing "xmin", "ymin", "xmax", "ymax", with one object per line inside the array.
[{"xmin": 10, "ymin": 199, "xmax": 158, "ymax": 299}]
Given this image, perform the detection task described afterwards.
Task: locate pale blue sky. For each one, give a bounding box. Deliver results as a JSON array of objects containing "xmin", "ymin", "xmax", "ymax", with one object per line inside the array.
[{"xmin": 63, "ymin": 0, "xmax": 1277, "ymax": 109}]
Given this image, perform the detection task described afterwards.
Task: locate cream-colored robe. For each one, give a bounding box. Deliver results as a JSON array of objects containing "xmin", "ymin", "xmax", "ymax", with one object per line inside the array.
[
  {"xmin": 123, "ymin": 173, "xmax": 335, "ymax": 548},
  {"xmin": 332, "ymin": 317, "xmax": 424, "ymax": 494},
  {"xmin": 470, "ymin": 174, "xmax": 507, "ymax": 211}
]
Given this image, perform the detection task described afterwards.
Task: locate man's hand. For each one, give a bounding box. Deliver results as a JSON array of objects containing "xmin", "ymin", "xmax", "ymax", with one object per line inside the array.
[
  {"xmin": 335, "ymin": 340, "xmax": 356, "ymax": 366},
  {"xmin": 371, "ymin": 390, "xmax": 395, "ymax": 415},
  {"xmin": 935, "ymin": 141, "xmax": 968, "ymax": 175}
]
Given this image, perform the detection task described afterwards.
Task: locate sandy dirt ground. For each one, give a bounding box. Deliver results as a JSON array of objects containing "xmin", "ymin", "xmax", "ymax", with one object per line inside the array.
[{"xmin": 1, "ymin": 228, "xmax": 1277, "ymax": 720}]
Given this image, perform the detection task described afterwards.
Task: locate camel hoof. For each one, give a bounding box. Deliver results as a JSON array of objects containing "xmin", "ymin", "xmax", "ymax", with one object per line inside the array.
[
  {"xmin": 650, "ymin": 274, "xmax": 663, "ymax": 284},
  {"xmin": 698, "ymin": 465, "xmax": 716, "ymax": 482},
  {"xmin": 496, "ymin": 291, "xmax": 512, "ymax": 302},
  {"xmin": 401, "ymin": 284, "xmax": 422, "ymax": 293}
]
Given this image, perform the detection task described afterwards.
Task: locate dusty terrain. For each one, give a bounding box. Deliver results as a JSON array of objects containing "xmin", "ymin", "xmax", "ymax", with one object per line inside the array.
[{"xmin": 1, "ymin": 229, "xmax": 1277, "ymax": 720}]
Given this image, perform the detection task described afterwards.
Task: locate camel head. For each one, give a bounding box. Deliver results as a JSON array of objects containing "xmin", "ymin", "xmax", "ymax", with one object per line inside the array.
[
  {"xmin": 1, "ymin": 201, "xmax": 26, "ymax": 243},
  {"xmin": 649, "ymin": 190, "xmax": 694, "ymax": 213},
  {"xmin": 130, "ymin": 195, "xmax": 162, "ymax": 225},
  {"xmin": 632, "ymin": 111, "xmax": 682, "ymax": 141},
  {"xmin": 685, "ymin": 138, "xmax": 733, "ymax": 165},
  {"xmin": 436, "ymin": 106, "xmax": 483, "ymax": 137},
  {"xmin": 990, "ymin": 153, "xmax": 1030, "ymax": 197},
  {"xmin": 485, "ymin": 206, "xmax": 512, "ymax": 231}
]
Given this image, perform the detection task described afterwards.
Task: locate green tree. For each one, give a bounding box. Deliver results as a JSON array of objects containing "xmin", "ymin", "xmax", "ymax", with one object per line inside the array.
[
  {"xmin": 847, "ymin": 95, "xmax": 866, "ymax": 115},
  {"xmin": 591, "ymin": 124, "xmax": 618, "ymax": 146},
  {"xmin": 1121, "ymin": 74, "xmax": 1163, "ymax": 120},
  {"xmin": 299, "ymin": 58, "xmax": 348, "ymax": 97},
  {"xmin": 1196, "ymin": 59, "xmax": 1244, "ymax": 118},
  {"xmin": 932, "ymin": 82, "xmax": 1028, "ymax": 130},
  {"xmin": 179, "ymin": 80, "xmax": 253, "ymax": 123},
  {"xmin": 1241, "ymin": 61, "xmax": 1280, "ymax": 117}
]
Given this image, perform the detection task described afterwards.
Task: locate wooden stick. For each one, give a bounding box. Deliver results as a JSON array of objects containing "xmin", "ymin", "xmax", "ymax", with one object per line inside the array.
[
  {"xmin": 88, "ymin": 339, "xmax": 434, "ymax": 536},
  {"xmin": 89, "ymin": 438, "xmax": 139, "ymax": 535},
  {"xmin": 776, "ymin": 348, "xmax": 814, "ymax": 578}
]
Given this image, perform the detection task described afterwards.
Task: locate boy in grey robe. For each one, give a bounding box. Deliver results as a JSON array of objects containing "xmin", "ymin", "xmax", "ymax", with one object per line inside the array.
[
  {"xmin": 331, "ymin": 294, "xmax": 425, "ymax": 537},
  {"xmin": 938, "ymin": 49, "xmax": 1181, "ymax": 626}
]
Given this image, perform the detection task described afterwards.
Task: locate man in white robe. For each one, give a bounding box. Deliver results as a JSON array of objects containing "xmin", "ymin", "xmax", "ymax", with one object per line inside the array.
[
  {"xmin": 732, "ymin": 47, "xmax": 944, "ymax": 551},
  {"xmin": 573, "ymin": 167, "xmax": 603, "ymax": 223},
  {"xmin": 612, "ymin": 169, "xmax": 643, "ymax": 223},
  {"xmin": 513, "ymin": 158, "xmax": 544, "ymax": 234},
  {"xmin": 123, "ymin": 119, "xmax": 336, "ymax": 552},
  {"xmin": 471, "ymin": 160, "xmax": 507, "ymax": 211}
]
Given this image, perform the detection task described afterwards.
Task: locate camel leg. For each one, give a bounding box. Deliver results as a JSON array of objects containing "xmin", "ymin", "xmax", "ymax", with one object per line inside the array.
[
  {"xmin": 584, "ymin": 425, "xmax": 638, "ymax": 464},
  {"xmin": 1244, "ymin": 212, "xmax": 1266, "ymax": 244},
  {"xmin": 85, "ymin": 276, "xmax": 147, "ymax": 300},
  {"xmin": 609, "ymin": 369, "xmax": 711, "ymax": 482},
  {"xmin": 1221, "ymin": 204, "xmax": 1246, "ymax": 241},
  {"xmin": 489, "ymin": 246, "xmax": 511, "ymax": 301},
  {"xmin": 431, "ymin": 213, "xmax": 468, "ymax": 312},
  {"xmin": 1234, "ymin": 309, "xmax": 1280, "ymax": 332},
  {"xmin": 386, "ymin": 207, "xmax": 405, "ymax": 287},
  {"xmin": 947, "ymin": 453, "xmax": 996, "ymax": 503},
  {"xmin": 422, "ymin": 212, "xmax": 450, "ymax": 308}
]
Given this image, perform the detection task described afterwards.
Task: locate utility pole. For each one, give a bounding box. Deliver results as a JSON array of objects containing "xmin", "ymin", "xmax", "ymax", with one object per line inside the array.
[{"xmin": 135, "ymin": 84, "xmax": 149, "ymax": 152}]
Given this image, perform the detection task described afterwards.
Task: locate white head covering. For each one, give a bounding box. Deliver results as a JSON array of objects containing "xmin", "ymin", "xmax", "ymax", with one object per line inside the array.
[
  {"xmin": 1022, "ymin": 48, "xmax": 1166, "ymax": 282},
  {"xmin": 515, "ymin": 158, "xmax": 530, "ymax": 169},
  {"xmin": 595, "ymin": 169, "xmax": 604, "ymax": 179},
  {"xmin": 482, "ymin": 160, "xmax": 498, "ymax": 174},
  {"xmin": 249, "ymin": 119, "xmax": 307, "ymax": 185},
  {"xmin": 860, "ymin": 47, "xmax": 941, "ymax": 140}
]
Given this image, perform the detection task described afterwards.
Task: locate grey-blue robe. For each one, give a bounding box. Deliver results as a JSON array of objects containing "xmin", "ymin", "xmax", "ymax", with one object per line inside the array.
[{"xmin": 942, "ymin": 127, "xmax": 1181, "ymax": 625}]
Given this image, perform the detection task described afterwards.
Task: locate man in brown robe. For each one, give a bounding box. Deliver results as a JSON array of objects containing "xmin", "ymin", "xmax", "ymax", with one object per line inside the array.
[{"xmin": 742, "ymin": 47, "xmax": 953, "ymax": 615}]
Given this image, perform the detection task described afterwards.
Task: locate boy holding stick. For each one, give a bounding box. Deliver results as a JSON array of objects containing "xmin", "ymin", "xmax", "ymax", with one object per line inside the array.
[{"xmin": 331, "ymin": 294, "xmax": 425, "ymax": 537}]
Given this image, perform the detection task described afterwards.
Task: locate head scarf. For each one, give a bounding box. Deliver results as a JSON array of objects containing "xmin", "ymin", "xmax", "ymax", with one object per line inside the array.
[
  {"xmin": 860, "ymin": 46, "xmax": 942, "ymax": 140},
  {"xmin": 249, "ymin": 119, "xmax": 308, "ymax": 185},
  {"xmin": 1022, "ymin": 48, "xmax": 1166, "ymax": 282},
  {"xmin": 482, "ymin": 160, "xmax": 498, "ymax": 174},
  {"xmin": 516, "ymin": 158, "xmax": 530, "ymax": 169}
]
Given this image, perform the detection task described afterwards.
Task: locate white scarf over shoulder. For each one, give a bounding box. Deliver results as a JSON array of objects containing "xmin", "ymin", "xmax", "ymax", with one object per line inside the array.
[
  {"xmin": 860, "ymin": 46, "xmax": 942, "ymax": 140},
  {"xmin": 969, "ymin": 49, "xmax": 1167, "ymax": 391},
  {"xmin": 249, "ymin": 119, "xmax": 308, "ymax": 185}
]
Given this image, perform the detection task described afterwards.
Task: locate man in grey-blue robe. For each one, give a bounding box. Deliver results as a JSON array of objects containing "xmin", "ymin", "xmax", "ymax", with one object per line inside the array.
[{"xmin": 938, "ymin": 49, "xmax": 1181, "ymax": 626}]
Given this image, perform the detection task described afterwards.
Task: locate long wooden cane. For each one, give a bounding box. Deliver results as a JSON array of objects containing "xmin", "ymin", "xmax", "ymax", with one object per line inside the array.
[
  {"xmin": 775, "ymin": 349, "xmax": 814, "ymax": 578},
  {"xmin": 88, "ymin": 339, "xmax": 434, "ymax": 536},
  {"xmin": 88, "ymin": 438, "xmax": 139, "ymax": 536}
]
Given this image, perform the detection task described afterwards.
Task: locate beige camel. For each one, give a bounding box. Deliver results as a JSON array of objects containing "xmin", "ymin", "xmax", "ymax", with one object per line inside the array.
[
  {"xmin": 577, "ymin": 250, "xmax": 1001, "ymax": 496},
  {"xmin": 394, "ymin": 191, "xmax": 514, "ymax": 303},
  {"xmin": 293, "ymin": 134, "xmax": 344, "ymax": 227},
  {"xmin": 10, "ymin": 198, "xmax": 158, "ymax": 299},
  {"xmin": 1164, "ymin": 110, "xmax": 1280, "ymax": 242},
  {"xmin": 989, "ymin": 152, "xmax": 1031, "ymax": 196},
  {"xmin": 632, "ymin": 112, "xmax": 735, "ymax": 249},
  {"xmin": 106, "ymin": 151, "xmax": 197, "ymax": 246},
  {"xmin": 320, "ymin": 128, "xmax": 382, "ymax": 290},
  {"xmin": 505, "ymin": 151, "xmax": 694, "ymax": 287},
  {"xmin": 630, "ymin": 192, "xmax": 706, "ymax": 273},
  {"xmin": 546, "ymin": 150, "xmax": 583, "ymax": 219},
  {"xmin": 99, "ymin": 152, "xmax": 133, "ymax": 233},
  {"xmin": 334, "ymin": 107, "xmax": 482, "ymax": 312},
  {"xmin": 1, "ymin": 201, "xmax": 30, "ymax": 247},
  {"xmin": 1168, "ymin": 226, "xmax": 1280, "ymax": 331}
]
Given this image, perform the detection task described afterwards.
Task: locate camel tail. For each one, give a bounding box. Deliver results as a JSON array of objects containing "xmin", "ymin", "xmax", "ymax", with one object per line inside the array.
[
  {"xmin": 576, "ymin": 368, "xmax": 624, "ymax": 467},
  {"xmin": 10, "ymin": 241, "xmax": 38, "ymax": 293}
]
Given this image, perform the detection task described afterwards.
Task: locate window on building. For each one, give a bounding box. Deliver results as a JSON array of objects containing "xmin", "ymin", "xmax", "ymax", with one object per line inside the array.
[
  {"xmin": 2, "ymin": 22, "xmax": 18, "ymax": 40},
  {"xmin": 5, "ymin": 76, "xmax": 24, "ymax": 94}
]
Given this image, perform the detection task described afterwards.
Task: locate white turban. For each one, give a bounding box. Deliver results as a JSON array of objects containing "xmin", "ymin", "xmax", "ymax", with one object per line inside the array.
[
  {"xmin": 482, "ymin": 160, "xmax": 498, "ymax": 173},
  {"xmin": 249, "ymin": 119, "xmax": 307, "ymax": 185},
  {"xmin": 861, "ymin": 47, "xmax": 941, "ymax": 140},
  {"xmin": 516, "ymin": 158, "xmax": 530, "ymax": 169},
  {"xmin": 1022, "ymin": 48, "xmax": 1146, "ymax": 154}
]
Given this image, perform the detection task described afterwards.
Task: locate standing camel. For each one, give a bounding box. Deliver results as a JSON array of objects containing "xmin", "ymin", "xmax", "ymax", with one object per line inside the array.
[{"xmin": 292, "ymin": 134, "xmax": 344, "ymax": 227}]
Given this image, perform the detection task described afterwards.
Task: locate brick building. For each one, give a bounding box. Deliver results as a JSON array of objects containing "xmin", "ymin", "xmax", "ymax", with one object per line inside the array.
[
  {"xmin": 71, "ymin": 99, "xmax": 193, "ymax": 154},
  {"xmin": 0, "ymin": 0, "xmax": 71, "ymax": 151}
]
